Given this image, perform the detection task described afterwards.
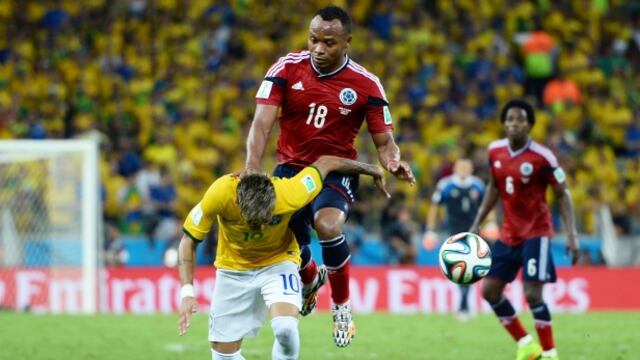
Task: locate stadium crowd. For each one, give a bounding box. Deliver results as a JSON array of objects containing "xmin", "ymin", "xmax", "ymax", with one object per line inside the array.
[{"xmin": 1, "ymin": 0, "xmax": 639, "ymax": 261}]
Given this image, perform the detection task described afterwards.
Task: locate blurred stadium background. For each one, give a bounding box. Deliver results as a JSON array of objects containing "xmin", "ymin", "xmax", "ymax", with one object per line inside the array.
[{"xmin": 1, "ymin": 0, "xmax": 640, "ymax": 359}]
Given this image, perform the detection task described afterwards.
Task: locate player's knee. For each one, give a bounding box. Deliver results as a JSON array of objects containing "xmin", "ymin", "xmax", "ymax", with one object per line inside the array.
[
  {"xmin": 523, "ymin": 285, "xmax": 543, "ymax": 306},
  {"xmin": 271, "ymin": 316, "xmax": 299, "ymax": 358},
  {"xmin": 481, "ymin": 283, "xmax": 502, "ymax": 304},
  {"xmin": 314, "ymin": 219, "xmax": 342, "ymax": 239},
  {"xmin": 313, "ymin": 210, "xmax": 345, "ymax": 239},
  {"xmin": 272, "ymin": 319, "xmax": 296, "ymax": 344}
]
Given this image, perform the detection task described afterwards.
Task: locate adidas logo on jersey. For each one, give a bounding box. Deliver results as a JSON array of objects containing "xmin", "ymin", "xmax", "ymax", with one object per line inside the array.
[{"xmin": 291, "ymin": 81, "xmax": 304, "ymax": 90}]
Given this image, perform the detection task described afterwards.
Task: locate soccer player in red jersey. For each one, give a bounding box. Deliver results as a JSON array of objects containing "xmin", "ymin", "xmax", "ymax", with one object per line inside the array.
[
  {"xmin": 470, "ymin": 99, "xmax": 580, "ymax": 360},
  {"xmin": 244, "ymin": 6, "xmax": 415, "ymax": 347}
]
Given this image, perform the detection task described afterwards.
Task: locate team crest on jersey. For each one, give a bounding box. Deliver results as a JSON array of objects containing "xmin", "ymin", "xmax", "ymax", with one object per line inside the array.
[
  {"xmin": 520, "ymin": 162, "xmax": 533, "ymax": 176},
  {"xmin": 494, "ymin": 160, "xmax": 501, "ymax": 169},
  {"xmin": 339, "ymin": 88, "xmax": 357, "ymax": 105}
]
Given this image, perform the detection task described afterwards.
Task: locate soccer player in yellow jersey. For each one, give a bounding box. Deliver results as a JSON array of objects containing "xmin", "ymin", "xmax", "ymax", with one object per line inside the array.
[{"xmin": 178, "ymin": 155, "xmax": 389, "ymax": 360}]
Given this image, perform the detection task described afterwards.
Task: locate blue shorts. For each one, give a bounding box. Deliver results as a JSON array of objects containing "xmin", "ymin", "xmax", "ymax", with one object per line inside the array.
[
  {"xmin": 273, "ymin": 164, "xmax": 359, "ymax": 245},
  {"xmin": 487, "ymin": 237, "xmax": 557, "ymax": 283}
]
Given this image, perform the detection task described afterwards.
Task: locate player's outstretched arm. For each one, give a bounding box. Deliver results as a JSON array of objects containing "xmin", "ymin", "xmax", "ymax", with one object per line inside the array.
[
  {"xmin": 177, "ymin": 234, "xmax": 199, "ymax": 336},
  {"xmin": 469, "ymin": 173, "xmax": 499, "ymax": 234},
  {"xmin": 244, "ymin": 104, "xmax": 280, "ymax": 172},
  {"xmin": 553, "ymin": 182, "xmax": 580, "ymax": 265},
  {"xmin": 312, "ymin": 155, "xmax": 390, "ymax": 198},
  {"xmin": 371, "ymin": 132, "xmax": 416, "ymax": 185}
]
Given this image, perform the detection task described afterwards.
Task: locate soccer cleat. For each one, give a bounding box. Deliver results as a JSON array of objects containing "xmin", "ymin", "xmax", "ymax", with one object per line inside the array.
[
  {"xmin": 516, "ymin": 341, "xmax": 543, "ymax": 360},
  {"xmin": 300, "ymin": 265, "xmax": 328, "ymax": 316},
  {"xmin": 332, "ymin": 302, "xmax": 356, "ymax": 347},
  {"xmin": 540, "ymin": 356, "xmax": 559, "ymax": 360}
]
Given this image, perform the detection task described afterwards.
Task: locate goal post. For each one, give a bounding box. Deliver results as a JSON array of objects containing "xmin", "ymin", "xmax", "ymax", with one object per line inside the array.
[{"xmin": 0, "ymin": 139, "xmax": 102, "ymax": 313}]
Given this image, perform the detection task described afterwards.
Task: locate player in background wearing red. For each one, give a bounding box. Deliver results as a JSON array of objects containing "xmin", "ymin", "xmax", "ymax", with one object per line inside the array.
[
  {"xmin": 244, "ymin": 6, "xmax": 415, "ymax": 347},
  {"xmin": 470, "ymin": 99, "xmax": 580, "ymax": 360}
]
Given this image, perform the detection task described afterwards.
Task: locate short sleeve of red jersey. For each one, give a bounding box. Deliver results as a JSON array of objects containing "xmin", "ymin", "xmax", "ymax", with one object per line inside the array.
[
  {"xmin": 363, "ymin": 76, "xmax": 394, "ymax": 134},
  {"xmin": 255, "ymin": 55, "xmax": 291, "ymax": 106},
  {"xmin": 532, "ymin": 142, "xmax": 565, "ymax": 186}
]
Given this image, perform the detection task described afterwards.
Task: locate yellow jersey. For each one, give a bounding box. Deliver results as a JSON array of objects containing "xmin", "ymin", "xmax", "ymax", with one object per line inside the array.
[{"xmin": 183, "ymin": 167, "xmax": 322, "ymax": 270}]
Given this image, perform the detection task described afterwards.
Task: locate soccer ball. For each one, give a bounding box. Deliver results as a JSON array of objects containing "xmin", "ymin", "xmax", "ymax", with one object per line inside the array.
[{"xmin": 438, "ymin": 232, "xmax": 492, "ymax": 285}]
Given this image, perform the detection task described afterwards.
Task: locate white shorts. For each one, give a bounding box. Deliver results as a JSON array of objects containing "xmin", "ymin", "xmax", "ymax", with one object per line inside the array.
[{"xmin": 208, "ymin": 261, "xmax": 302, "ymax": 343}]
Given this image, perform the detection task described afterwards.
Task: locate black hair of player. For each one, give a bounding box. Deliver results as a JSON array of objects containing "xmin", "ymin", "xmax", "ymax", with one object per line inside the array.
[
  {"xmin": 500, "ymin": 99, "xmax": 535, "ymax": 126},
  {"xmin": 315, "ymin": 6, "xmax": 352, "ymax": 34}
]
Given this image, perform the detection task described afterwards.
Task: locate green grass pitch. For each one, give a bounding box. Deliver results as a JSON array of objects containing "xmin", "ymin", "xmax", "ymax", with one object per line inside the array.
[{"xmin": 3, "ymin": 312, "xmax": 639, "ymax": 359}]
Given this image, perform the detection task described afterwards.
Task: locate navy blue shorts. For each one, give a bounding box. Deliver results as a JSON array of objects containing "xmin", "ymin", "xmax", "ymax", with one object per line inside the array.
[
  {"xmin": 487, "ymin": 237, "xmax": 557, "ymax": 283},
  {"xmin": 273, "ymin": 164, "xmax": 359, "ymax": 245}
]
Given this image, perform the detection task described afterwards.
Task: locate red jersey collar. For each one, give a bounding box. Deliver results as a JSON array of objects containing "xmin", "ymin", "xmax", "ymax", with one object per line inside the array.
[{"xmin": 310, "ymin": 55, "xmax": 350, "ymax": 78}]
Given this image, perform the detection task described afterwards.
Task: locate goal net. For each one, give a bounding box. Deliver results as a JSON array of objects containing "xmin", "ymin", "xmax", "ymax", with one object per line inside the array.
[{"xmin": 0, "ymin": 140, "xmax": 101, "ymax": 313}]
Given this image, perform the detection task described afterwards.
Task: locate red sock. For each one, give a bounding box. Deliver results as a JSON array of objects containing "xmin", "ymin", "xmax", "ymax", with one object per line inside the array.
[
  {"xmin": 500, "ymin": 316, "xmax": 528, "ymax": 342},
  {"xmin": 328, "ymin": 260, "xmax": 350, "ymax": 304},
  {"xmin": 299, "ymin": 259, "xmax": 317, "ymax": 287},
  {"xmin": 535, "ymin": 321, "xmax": 555, "ymax": 350}
]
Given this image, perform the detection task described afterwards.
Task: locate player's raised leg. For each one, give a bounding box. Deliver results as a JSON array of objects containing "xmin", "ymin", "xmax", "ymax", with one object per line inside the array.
[
  {"xmin": 271, "ymin": 168, "xmax": 327, "ymax": 316},
  {"xmin": 299, "ymin": 245, "xmax": 328, "ymax": 316}
]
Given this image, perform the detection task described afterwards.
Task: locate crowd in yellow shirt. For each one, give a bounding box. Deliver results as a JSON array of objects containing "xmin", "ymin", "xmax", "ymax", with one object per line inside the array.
[{"xmin": 0, "ymin": 0, "xmax": 638, "ymax": 236}]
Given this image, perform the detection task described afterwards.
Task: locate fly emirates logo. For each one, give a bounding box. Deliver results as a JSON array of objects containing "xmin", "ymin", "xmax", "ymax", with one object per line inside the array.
[{"xmin": 343, "ymin": 269, "xmax": 590, "ymax": 314}]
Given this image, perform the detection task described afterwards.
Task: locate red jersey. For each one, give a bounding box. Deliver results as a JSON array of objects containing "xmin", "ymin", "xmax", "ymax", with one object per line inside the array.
[
  {"xmin": 256, "ymin": 50, "xmax": 393, "ymax": 166},
  {"xmin": 488, "ymin": 138, "xmax": 566, "ymax": 246}
]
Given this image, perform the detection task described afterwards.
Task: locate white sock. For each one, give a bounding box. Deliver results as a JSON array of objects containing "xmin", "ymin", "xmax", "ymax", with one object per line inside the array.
[
  {"xmin": 271, "ymin": 316, "xmax": 300, "ymax": 360},
  {"xmin": 517, "ymin": 334, "xmax": 533, "ymax": 348},
  {"xmin": 211, "ymin": 349, "xmax": 245, "ymax": 360},
  {"xmin": 542, "ymin": 348, "xmax": 558, "ymax": 357}
]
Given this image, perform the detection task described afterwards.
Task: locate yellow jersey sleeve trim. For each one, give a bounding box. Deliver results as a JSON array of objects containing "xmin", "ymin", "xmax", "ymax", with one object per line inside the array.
[
  {"xmin": 182, "ymin": 227, "xmax": 203, "ymax": 242},
  {"xmin": 309, "ymin": 165, "xmax": 324, "ymax": 183}
]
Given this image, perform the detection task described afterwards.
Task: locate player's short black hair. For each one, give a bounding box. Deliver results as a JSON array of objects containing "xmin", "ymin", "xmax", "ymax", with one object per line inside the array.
[
  {"xmin": 315, "ymin": 6, "xmax": 352, "ymax": 34},
  {"xmin": 500, "ymin": 99, "xmax": 535, "ymax": 126}
]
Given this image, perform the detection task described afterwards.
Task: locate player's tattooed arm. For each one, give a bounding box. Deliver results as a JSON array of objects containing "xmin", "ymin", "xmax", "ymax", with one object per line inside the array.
[{"xmin": 313, "ymin": 155, "xmax": 390, "ymax": 198}]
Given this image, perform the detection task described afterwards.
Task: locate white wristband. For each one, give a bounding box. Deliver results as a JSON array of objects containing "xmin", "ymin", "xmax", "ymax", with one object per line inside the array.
[{"xmin": 180, "ymin": 284, "xmax": 195, "ymax": 299}]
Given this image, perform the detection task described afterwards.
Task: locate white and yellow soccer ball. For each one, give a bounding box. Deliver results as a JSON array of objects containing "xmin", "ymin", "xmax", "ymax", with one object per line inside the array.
[{"xmin": 438, "ymin": 232, "xmax": 492, "ymax": 285}]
